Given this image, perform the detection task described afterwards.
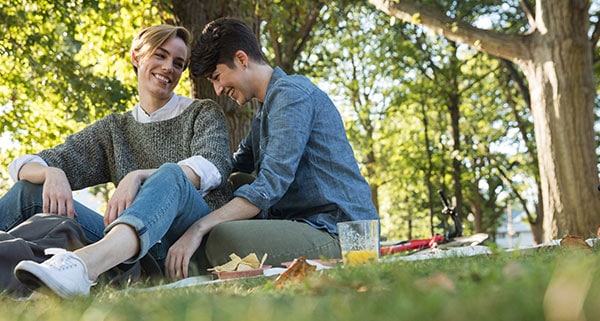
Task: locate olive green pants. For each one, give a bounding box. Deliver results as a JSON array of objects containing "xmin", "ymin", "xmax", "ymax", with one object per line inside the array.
[
  {"xmin": 191, "ymin": 220, "xmax": 340, "ymax": 274},
  {"xmin": 190, "ymin": 173, "xmax": 341, "ymax": 274}
]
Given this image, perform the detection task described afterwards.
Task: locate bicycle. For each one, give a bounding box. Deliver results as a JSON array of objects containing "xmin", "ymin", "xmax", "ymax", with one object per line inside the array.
[{"xmin": 380, "ymin": 190, "xmax": 467, "ymax": 256}]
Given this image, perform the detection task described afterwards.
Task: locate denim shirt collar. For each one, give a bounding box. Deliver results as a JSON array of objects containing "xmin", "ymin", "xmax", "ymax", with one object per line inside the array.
[{"xmin": 264, "ymin": 67, "xmax": 287, "ymax": 102}]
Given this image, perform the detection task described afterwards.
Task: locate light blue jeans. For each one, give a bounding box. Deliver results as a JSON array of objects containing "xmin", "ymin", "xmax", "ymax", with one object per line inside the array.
[
  {"xmin": 0, "ymin": 181, "xmax": 105, "ymax": 241},
  {"xmin": 0, "ymin": 163, "xmax": 211, "ymax": 267},
  {"xmin": 105, "ymin": 163, "xmax": 211, "ymax": 264}
]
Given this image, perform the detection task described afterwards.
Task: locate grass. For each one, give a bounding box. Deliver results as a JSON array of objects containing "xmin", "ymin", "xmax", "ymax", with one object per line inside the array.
[{"xmin": 1, "ymin": 246, "xmax": 600, "ymax": 321}]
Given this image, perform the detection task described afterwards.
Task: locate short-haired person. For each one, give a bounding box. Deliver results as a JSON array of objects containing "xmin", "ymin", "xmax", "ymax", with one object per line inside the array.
[
  {"xmin": 11, "ymin": 24, "xmax": 232, "ymax": 298},
  {"xmin": 163, "ymin": 17, "xmax": 379, "ymax": 270}
]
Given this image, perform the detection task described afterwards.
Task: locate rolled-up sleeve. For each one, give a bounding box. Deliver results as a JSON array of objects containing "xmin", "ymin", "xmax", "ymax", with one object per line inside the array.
[
  {"xmin": 178, "ymin": 156, "xmax": 221, "ymax": 194},
  {"xmin": 8, "ymin": 155, "xmax": 48, "ymax": 182}
]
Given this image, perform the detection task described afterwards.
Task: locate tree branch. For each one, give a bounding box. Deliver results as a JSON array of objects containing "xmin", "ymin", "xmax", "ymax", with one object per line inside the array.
[
  {"xmin": 590, "ymin": 13, "xmax": 600, "ymax": 62},
  {"xmin": 368, "ymin": 0, "xmax": 531, "ymax": 62},
  {"xmin": 518, "ymin": 0, "xmax": 536, "ymax": 32}
]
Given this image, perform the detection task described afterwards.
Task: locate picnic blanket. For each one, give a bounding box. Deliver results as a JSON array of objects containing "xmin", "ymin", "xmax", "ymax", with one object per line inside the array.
[{"xmin": 129, "ymin": 235, "xmax": 599, "ymax": 293}]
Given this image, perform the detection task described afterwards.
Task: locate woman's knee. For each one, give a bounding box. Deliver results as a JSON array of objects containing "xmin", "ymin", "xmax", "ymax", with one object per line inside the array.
[
  {"xmin": 157, "ymin": 163, "xmax": 182, "ymax": 175},
  {"xmin": 149, "ymin": 163, "xmax": 186, "ymax": 184},
  {"xmin": 11, "ymin": 180, "xmax": 43, "ymax": 195}
]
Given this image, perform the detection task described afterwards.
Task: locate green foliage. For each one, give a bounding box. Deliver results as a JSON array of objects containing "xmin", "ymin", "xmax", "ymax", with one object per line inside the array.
[
  {"xmin": 257, "ymin": 0, "xmax": 326, "ymax": 73},
  {"xmin": 295, "ymin": 1, "xmax": 540, "ymax": 240},
  {"xmin": 0, "ymin": 0, "xmax": 163, "ymax": 194}
]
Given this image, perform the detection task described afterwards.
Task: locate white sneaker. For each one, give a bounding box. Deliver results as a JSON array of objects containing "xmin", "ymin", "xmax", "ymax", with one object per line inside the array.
[{"xmin": 14, "ymin": 248, "xmax": 95, "ymax": 299}]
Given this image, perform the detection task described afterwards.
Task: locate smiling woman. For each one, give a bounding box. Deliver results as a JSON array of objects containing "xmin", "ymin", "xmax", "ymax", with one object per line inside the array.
[
  {"xmin": 0, "ymin": 24, "xmax": 234, "ymax": 299},
  {"xmin": 131, "ymin": 25, "xmax": 192, "ymax": 115}
]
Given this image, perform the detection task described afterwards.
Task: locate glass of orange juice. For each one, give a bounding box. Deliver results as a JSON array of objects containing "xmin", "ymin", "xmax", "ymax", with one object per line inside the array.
[{"xmin": 337, "ymin": 220, "xmax": 379, "ymax": 267}]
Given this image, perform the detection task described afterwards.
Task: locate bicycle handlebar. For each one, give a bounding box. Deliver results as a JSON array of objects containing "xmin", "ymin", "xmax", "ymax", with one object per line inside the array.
[{"xmin": 437, "ymin": 189, "xmax": 463, "ymax": 238}]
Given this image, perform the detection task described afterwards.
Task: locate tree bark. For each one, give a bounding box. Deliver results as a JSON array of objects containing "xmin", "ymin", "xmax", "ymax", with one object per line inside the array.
[
  {"xmin": 369, "ymin": 0, "xmax": 600, "ymax": 240},
  {"xmin": 169, "ymin": 0, "xmax": 260, "ymax": 150}
]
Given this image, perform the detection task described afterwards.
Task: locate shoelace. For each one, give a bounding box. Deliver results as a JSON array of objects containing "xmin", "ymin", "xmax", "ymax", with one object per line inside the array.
[
  {"xmin": 44, "ymin": 248, "xmax": 67, "ymax": 256},
  {"xmin": 43, "ymin": 248, "xmax": 79, "ymax": 270}
]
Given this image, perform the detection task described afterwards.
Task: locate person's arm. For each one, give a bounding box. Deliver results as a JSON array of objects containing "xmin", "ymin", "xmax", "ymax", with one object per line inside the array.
[
  {"xmin": 104, "ymin": 168, "xmax": 155, "ymax": 226},
  {"xmin": 8, "ymin": 154, "xmax": 47, "ymax": 182},
  {"xmin": 18, "ymin": 162, "xmax": 77, "ymax": 218},
  {"xmin": 103, "ymin": 164, "xmax": 201, "ymax": 226},
  {"xmin": 177, "ymin": 156, "xmax": 220, "ymax": 193},
  {"xmin": 233, "ymin": 82, "xmax": 315, "ymax": 211},
  {"xmin": 186, "ymin": 100, "xmax": 232, "ymax": 188},
  {"xmin": 164, "ymin": 197, "xmax": 260, "ymax": 279}
]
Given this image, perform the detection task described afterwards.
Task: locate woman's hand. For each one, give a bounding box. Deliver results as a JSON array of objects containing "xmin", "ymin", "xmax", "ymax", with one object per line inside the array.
[
  {"xmin": 104, "ymin": 169, "xmax": 153, "ymax": 226},
  {"xmin": 42, "ymin": 167, "xmax": 77, "ymax": 218},
  {"xmin": 165, "ymin": 222, "xmax": 204, "ymax": 280}
]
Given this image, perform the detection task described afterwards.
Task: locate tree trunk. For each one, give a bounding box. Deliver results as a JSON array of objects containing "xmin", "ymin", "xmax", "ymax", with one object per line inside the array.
[
  {"xmin": 517, "ymin": 1, "xmax": 599, "ymax": 240},
  {"xmin": 169, "ymin": 0, "xmax": 260, "ymax": 150},
  {"xmin": 368, "ymin": 0, "xmax": 600, "ymax": 240},
  {"xmin": 420, "ymin": 99, "xmax": 436, "ymax": 236}
]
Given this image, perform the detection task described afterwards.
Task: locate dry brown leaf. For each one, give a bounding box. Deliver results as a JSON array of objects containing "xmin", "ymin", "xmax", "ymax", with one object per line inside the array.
[
  {"xmin": 560, "ymin": 235, "xmax": 591, "ymax": 251},
  {"xmin": 274, "ymin": 256, "xmax": 316, "ymax": 288}
]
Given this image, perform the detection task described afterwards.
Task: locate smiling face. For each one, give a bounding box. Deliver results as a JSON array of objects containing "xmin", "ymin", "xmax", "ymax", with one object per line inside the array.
[
  {"xmin": 208, "ymin": 51, "xmax": 255, "ymax": 106},
  {"xmin": 133, "ymin": 35, "xmax": 188, "ymax": 109}
]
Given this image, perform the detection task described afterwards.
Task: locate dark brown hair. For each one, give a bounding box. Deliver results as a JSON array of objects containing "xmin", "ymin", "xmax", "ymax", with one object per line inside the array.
[{"xmin": 190, "ymin": 18, "xmax": 268, "ymax": 78}]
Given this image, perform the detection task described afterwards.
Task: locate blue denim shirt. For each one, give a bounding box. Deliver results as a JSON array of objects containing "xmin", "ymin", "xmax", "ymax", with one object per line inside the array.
[{"xmin": 233, "ymin": 67, "xmax": 379, "ymax": 233}]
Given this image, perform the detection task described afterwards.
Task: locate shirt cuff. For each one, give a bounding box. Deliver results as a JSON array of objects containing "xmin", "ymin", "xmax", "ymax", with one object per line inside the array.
[
  {"xmin": 177, "ymin": 156, "xmax": 222, "ymax": 194},
  {"xmin": 8, "ymin": 155, "xmax": 48, "ymax": 182}
]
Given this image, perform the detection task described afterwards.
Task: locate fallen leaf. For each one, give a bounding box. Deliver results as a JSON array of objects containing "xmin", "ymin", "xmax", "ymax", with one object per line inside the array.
[
  {"xmin": 274, "ymin": 256, "xmax": 316, "ymax": 288},
  {"xmin": 560, "ymin": 235, "xmax": 591, "ymax": 251}
]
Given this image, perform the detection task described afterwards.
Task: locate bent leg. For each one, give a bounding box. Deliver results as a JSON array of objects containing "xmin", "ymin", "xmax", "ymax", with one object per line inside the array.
[
  {"xmin": 105, "ymin": 163, "xmax": 211, "ymax": 264},
  {"xmin": 204, "ymin": 220, "xmax": 341, "ymax": 267},
  {"xmin": 0, "ymin": 181, "xmax": 104, "ymax": 242}
]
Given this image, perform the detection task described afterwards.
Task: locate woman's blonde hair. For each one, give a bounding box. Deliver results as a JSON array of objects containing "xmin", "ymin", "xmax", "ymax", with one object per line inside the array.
[{"xmin": 131, "ymin": 24, "xmax": 192, "ymax": 74}]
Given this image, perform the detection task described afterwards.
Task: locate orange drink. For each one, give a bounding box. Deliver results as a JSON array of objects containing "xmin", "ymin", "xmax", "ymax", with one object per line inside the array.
[
  {"xmin": 342, "ymin": 250, "xmax": 379, "ymax": 266},
  {"xmin": 337, "ymin": 220, "xmax": 380, "ymax": 267}
]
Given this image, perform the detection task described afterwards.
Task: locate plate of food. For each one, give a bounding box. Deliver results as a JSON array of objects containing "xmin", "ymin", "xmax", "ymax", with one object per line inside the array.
[
  {"xmin": 208, "ymin": 253, "xmax": 270, "ymax": 280},
  {"xmin": 212, "ymin": 265, "xmax": 272, "ymax": 280}
]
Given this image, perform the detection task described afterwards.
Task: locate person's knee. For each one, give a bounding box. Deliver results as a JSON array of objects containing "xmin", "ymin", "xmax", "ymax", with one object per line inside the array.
[
  {"xmin": 12, "ymin": 180, "xmax": 43, "ymax": 194},
  {"xmin": 151, "ymin": 163, "xmax": 186, "ymax": 183},
  {"xmin": 157, "ymin": 162, "xmax": 181, "ymax": 175}
]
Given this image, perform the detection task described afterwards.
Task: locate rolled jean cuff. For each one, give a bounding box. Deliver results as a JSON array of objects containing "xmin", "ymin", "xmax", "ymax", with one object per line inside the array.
[{"xmin": 104, "ymin": 215, "xmax": 151, "ymax": 264}]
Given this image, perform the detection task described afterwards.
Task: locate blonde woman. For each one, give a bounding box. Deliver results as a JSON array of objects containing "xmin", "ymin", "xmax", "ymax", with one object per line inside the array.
[{"xmin": 9, "ymin": 24, "xmax": 232, "ymax": 298}]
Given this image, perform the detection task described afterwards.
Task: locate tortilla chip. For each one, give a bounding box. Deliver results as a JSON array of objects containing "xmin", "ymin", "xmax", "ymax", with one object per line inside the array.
[{"xmin": 208, "ymin": 253, "xmax": 268, "ymax": 272}]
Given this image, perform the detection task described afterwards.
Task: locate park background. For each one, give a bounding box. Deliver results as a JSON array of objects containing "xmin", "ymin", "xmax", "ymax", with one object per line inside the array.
[{"xmin": 1, "ymin": 0, "xmax": 599, "ymax": 247}]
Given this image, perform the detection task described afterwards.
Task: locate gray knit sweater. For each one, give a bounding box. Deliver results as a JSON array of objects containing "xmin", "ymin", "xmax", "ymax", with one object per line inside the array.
[{"xmin": 37, "ymin": 99, "xmax": 233, "ymax": 210}]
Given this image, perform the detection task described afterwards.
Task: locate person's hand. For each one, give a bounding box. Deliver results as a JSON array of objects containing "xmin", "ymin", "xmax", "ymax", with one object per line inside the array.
[
  {"xmin": 42, "ymin": 167, "xmax": 77, "ymax": 218},
  {"xmin": 165, "ymin": 222, "xmax": 204, "ymax": 280},
  {"xmin": 104, "ymin": 170, "xmax": 145, "ymax": 226}
]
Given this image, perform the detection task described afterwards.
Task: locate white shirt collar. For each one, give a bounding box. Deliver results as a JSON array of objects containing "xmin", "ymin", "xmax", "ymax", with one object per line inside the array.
[{"xmin": 132, "ymin": 94, "xmax": 195, "ymax": 123}]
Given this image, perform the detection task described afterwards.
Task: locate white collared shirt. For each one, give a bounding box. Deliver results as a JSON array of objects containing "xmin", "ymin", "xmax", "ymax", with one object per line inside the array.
[{"xmin": 8, "ymin": 94, "xmax": 222, "ymax": 194}]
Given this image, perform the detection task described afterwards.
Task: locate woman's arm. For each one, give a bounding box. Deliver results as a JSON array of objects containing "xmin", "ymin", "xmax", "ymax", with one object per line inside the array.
[{"xmin": 18, "ymin": 162, "xmax": 77, "ymax": 218}]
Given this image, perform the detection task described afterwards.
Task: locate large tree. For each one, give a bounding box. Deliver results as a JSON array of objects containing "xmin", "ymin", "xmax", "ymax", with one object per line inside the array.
[{"xmin": 369, "ymin": 0, "xmax": 600, "ymax": 240}]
